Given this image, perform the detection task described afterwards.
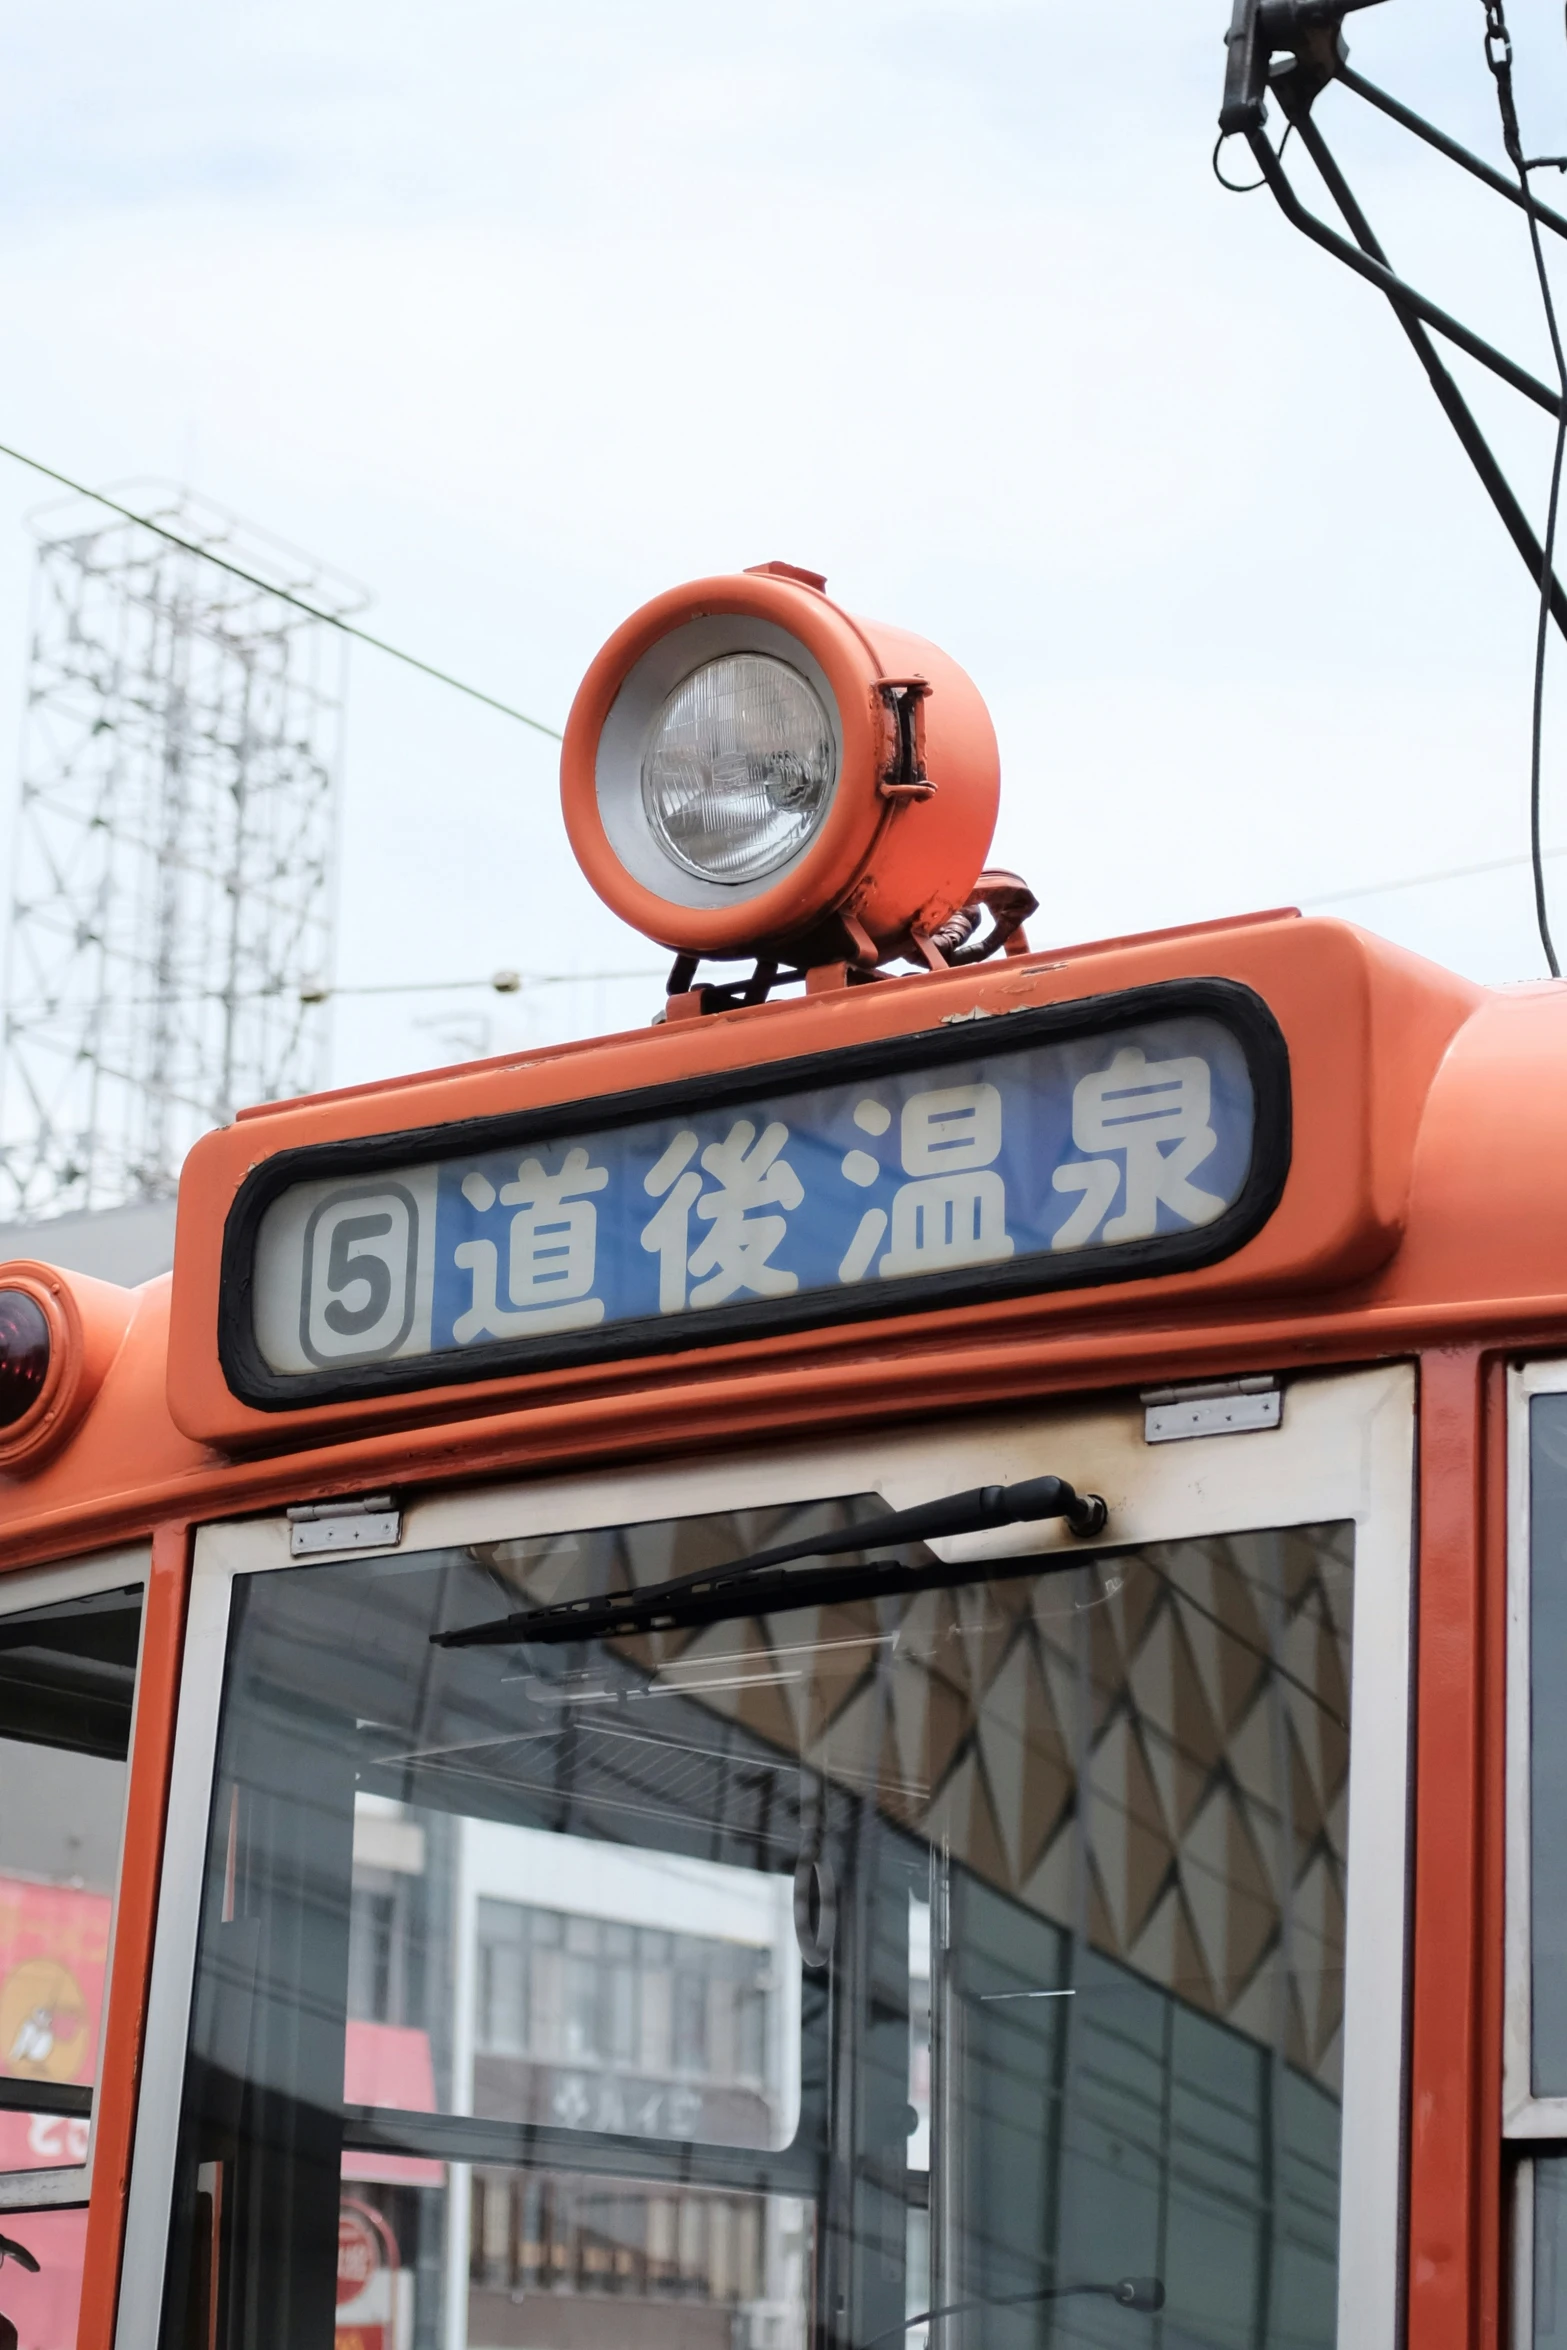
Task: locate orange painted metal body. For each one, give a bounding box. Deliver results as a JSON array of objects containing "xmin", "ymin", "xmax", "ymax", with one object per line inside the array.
[
  {"xmin": 0, "ymin": 905, "xmax": 1546, "ymax": 2347},
  {"xmin": 76, "ymin": 1524, "xmax": 188, "ymax": 2350}
]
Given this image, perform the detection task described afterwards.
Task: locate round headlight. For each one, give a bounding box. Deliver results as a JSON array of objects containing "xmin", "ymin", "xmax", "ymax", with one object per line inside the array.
[
  {"xmin": 562, "ymin": 568, "xmax": 1001, "ymax": 963},
  {"xmin": 641, "ymin": 654, "xmax": 838, "ymax": 885}
]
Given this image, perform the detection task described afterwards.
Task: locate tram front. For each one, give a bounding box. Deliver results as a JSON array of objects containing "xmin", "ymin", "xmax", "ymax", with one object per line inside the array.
[
  {"xmin": 134, "ymin": 1380, "xmax": 1409, "ymax": 2350},
  {"xmin": 0, "ymin": 567, "xmax": 1454, "ymax": 2350}
]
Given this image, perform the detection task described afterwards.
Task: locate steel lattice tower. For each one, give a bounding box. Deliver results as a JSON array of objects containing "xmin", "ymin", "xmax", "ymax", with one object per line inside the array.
[{"xmin": 0, "ymin": 488, "xmax": 362, "ymax": 1216}]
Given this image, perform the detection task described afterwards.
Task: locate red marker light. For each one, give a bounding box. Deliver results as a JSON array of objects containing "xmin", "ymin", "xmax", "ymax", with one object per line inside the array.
[{"xmin": 0, "ymin": 1290, "xmax": 50, "ymax": 1429}]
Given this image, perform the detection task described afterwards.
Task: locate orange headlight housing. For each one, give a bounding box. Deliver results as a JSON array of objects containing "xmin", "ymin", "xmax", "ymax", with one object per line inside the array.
[{"xmin": 560, "ymin": 566, "xmax": 1001, "ymax": 964}]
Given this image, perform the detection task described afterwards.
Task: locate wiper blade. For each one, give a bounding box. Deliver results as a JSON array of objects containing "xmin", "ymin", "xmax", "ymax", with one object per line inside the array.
[
  {"xmin": 864, "ymin": 2274, "xmax": 1163, "ymax": 2346},
  {"xmin": 441, "ymin": 1549, "xmax": 1074, "ymax": 1648},
  {"xmin": 433, "ymin": 1474, "xmax": 1108, "ymax": 1652}
]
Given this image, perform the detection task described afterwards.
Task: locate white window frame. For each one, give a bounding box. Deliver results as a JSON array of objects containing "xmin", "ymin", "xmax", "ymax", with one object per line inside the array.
[
  {"xmin": 117, "ymin": 1365, "xmax": 1416, "ymax": 2350},
  {"xmin": 0, "ymin": 1543, "xmax": 151, "ymax": 2211}
]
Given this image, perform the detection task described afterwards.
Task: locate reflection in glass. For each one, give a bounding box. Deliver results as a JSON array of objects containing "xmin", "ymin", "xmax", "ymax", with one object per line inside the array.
[
  {"xmin": 0, "ymin": 1582, "xmax": 143, "ymax": 2181},
  {"xmin": 1534, "ymin": 1398, "xmax": 1567, "ymax": 2089},
  {"xmin": 1538, "ymin": 2158, "xmax": 1567, "ymax": 2342},
  {"xmin": 0, "ymin": 1580, "xmax": 143, "ymax": 2350},
  {"xmin": 156, "ymin": 1501, "xmax": 1353, "ymax": 2350},
  {"xmin": 0, "ymin": 2208, "xmax": 88, "ymax": 2350}
]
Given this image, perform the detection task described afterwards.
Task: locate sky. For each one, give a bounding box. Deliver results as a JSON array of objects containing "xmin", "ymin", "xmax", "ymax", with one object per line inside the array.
[{"xmin": 2, "ymin": 0, "xmax": 1567, "ymax": 1097}]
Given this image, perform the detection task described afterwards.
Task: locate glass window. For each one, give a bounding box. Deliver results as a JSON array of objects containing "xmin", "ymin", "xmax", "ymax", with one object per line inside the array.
[
  {"xmin": 0, "ymin": 1573, "xmax": 146, "ymax": 2350},
  {"xmin": 155, "ymin": 1502, "xmax": 1354, "ymax": 2350},
  {"xmin": 1534, "ymin": 1398, "xmax": 1567, "ymax": 2090},
  {"xmin": 1535, "ymin": 2158, "xmax": 1567, "ymax": 2342},
  {"xmin": 0, "ymin": 2210, "xmax": 90, "ymax": 2347}
]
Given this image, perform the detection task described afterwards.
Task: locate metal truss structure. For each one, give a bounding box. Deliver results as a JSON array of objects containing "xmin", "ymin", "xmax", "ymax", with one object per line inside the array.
[{"xmin": 0, "ymin": 488, "xmax": 363, "ymax": 1217}]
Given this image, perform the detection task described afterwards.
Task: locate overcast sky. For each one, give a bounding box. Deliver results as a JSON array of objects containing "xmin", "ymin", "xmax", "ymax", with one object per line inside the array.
[{"xmin": 3, "ymin": 0, "xmax": 1567, "ymax": 1093}]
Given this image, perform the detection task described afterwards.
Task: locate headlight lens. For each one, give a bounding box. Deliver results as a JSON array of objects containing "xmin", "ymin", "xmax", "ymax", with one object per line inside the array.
[
  {"xmin": 0, "ymin": 1290, "xmax": 49, "ymax": 1429},
  {"xmin": 641, "ymin": 654, "xmax": 837, "ymax": 885}
]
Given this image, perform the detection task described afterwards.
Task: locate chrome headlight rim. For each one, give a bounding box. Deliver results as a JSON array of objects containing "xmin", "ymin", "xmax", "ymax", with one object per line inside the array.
[{"xmin": 594, "ymin": 614, "xmax": 846, "ymax": 914}]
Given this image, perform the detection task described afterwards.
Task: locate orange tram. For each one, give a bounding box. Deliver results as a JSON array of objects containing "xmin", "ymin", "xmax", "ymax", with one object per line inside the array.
[{"xmin": 0, "ymin": 564, "xmax": 1553, "ymax": 2350}]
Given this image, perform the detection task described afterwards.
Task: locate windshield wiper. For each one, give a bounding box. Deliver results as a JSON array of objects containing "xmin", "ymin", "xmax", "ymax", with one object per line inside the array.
[
  {"xmin": 863, "ymin": 2275, "xmax": 1164, "ymax": 2346},
  {"xmin": 433, "ymin": 1474, "xmax": 1108, "ymax": 1651}
]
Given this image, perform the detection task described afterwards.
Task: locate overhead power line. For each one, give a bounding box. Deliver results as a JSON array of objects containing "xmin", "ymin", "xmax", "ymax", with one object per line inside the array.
[
  {"xmin": 0, "ymin": 439, "xmax": 564, "ymax": 741},
  {"xmin": 301, "ymin": 967, "xmax": 661, "ymax": 1004},
  {"xmin": 7, "ymin": 440, "xmax": 1553, "ymax": 954},
  {"xmin": 1481, "ymin": 0, "xmax": 1566, "ymax": 975},
  {"xmin": 1302, "ymin": 841, "xmax": 1567, "ymax": 907}
]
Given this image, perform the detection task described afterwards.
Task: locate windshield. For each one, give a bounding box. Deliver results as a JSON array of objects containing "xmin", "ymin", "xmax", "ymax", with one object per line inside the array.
[{"xmin": 155, "ymin": 1496, "xmax": 1353, "ymax": 2350}]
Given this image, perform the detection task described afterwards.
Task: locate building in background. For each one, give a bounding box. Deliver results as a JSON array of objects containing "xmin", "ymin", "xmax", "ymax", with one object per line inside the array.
[
  {"xmin": 0, "ymin": 1197, "xmax": 177, "ymax": 1285},
  {"xmin": 341, "ymin": 1800, "xmax": 809, "ymax": 2350},
  {"xmin": 0, "ymin": 487, "xmax": 359, "ymax": 1220}
]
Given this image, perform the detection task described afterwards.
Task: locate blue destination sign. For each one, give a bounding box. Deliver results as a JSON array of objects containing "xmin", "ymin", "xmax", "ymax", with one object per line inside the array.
[{"xmin": 228, "ymin": 985, "xmax": 1288, "ymax": 1406}]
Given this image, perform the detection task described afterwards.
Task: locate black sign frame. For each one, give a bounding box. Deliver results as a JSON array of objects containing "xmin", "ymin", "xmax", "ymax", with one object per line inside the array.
[{"xmin": 217, "ymin": 978, "xmax": 1292, "ymax": 1411}]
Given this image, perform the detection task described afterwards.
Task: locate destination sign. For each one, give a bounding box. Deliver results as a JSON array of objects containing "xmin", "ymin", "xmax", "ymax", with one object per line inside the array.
[{"xmin": 223, "ymin": 985, "xmax": 1288, "ymax": 1407}]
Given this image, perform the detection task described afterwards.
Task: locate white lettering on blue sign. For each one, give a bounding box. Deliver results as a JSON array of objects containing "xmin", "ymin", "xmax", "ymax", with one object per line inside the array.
[
  {"xmin": 1051, "ymin": 1045, "xmax": 1225, "ymax": 1251},
  {"xmin": 640, "ymin": 1119, "xmax": 804, "ymax": 1313},
  {"xmin": 451, "ymin": 1146, "xmax": 610, "ymax": 1340},
  {"xmin": 836, "ymin": 1082, "xmax": 1014, "ymax": 1283},
  {"xmin": 248, "ymin": 1013, "xmax": 1259, "ymax": 1379}
]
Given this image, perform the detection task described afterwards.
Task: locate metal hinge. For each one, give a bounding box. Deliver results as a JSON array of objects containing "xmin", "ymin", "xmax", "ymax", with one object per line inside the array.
[
  {"xmin": 286, "ymin": 1494, "xmax": 402, "ymax": 1558},
  {"xmin": 1141, "ymin": 1376, "xmax": 1281, "ymax": 1445},
  {"xmin": 877, "ymin": 678, "xmax": 937, "ymax": 802}
]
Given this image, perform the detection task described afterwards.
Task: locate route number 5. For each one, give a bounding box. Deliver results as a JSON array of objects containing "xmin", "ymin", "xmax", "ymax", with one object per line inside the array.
[{"xmin": 300, "ymin": 1185, "xmax": 419, "ymax": 1365}]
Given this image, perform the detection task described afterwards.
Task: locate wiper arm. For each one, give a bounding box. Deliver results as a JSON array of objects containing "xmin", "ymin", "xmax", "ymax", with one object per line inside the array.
[
  {"xmin": 863, "ymin": 2274, "xmax": 1164, "ymax": 2346},
  {"xmin": 433, "ymin": 1475, "xmax": 1108, "ymax": 1651}
]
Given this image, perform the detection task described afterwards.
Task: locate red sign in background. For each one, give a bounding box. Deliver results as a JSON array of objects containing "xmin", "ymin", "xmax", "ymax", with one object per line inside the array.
[
  {"xmin": 338, "ymin": 2202, "xmax": 386, "ymax": 2305},
  {"xmin": 0, "ymin": 2215, "xmax": 88, "ymax": 2350},
  {"xmin": 336, "ymin": 2197, "xmax": 401, "ymax": 2350},
  {"xmin": 0, "ymin": 1874, "xmax": 111, "ymax": 2350},
  {"xmin": 0, "ymin": 1889, "xmax": 433, "ymax": 2350},
  {"xmin": 341, "ymin": 2022, "xmax": 442, "ymax": 2189}
]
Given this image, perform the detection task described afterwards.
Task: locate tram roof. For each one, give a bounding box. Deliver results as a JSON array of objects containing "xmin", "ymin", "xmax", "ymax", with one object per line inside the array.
[{"xmin": 0, "ymin": 906, "xmax": 1557, "ymax": 1566}]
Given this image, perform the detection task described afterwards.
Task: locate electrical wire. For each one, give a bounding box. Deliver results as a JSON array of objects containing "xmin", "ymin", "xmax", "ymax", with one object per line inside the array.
[
  {"xmin": 1212, "ymin": 120, "xmax": 1293, "ymax": 193},
  {"xmin": 0, "ymin": 439, "xmax": 564, "ymax": 742},
  {"xmin": 306, "ymin": 967, "xmax": 662, "ymax": 1003},
  {"xmin": 46, "ymin": 968, "xmax": 664, "ymax": 1012},
  {"xmin": 1520, "ymin": 210, "xmax": 1567, "ymax": 977},
  {"xmin": 1301, "ymin": 840, "xmax": 1567, "ymax": 906},
  {"xmin": 1483, "ymin": 0, "xmax": 1566, "ymax": 974}
]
